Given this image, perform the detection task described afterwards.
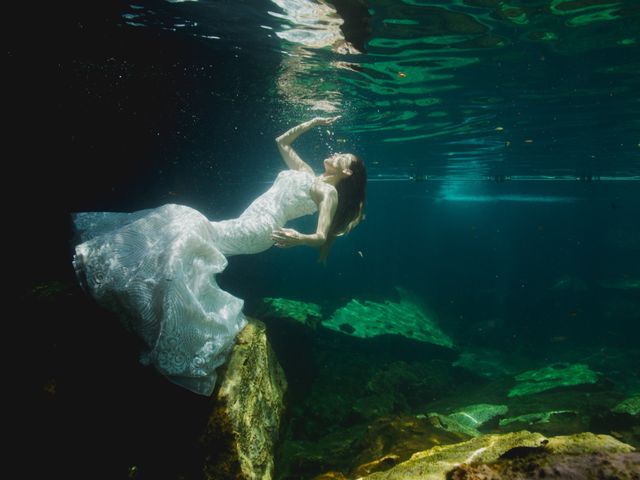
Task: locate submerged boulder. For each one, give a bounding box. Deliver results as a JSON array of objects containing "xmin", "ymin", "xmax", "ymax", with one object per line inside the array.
[
  {"xmin": 448, "ymin": 432, "xmax": 638, "ymax": 480},
  {"xmin": 201, "ymin": 319, "xmax": 287, "ymax": 480},
  {"xmin": 360, "ymin": 431, "xmax": 637, "ymax": 480},
  {"xmin": 508, "ymin": 363, "xmax": 600, "ymax": 397},
  {"xmin": 449, "ymin": 451, "xmax": 640, "ymax": 479},
  {"xmin": 427, "ymin": 403, "xmax": 509, "ymax": 437},
  {"xmin": 545, "ymin": 432, "xmax": 635, "ymax": 455},
  {"xmin": 323, "ymin": 289, "xmax": 453, "ymax": 348},
  {"xmin": 499, "ymin": 410, "xmax": 577, "ymax": 428},
  {"xmin": 612, "ymin": 395, "xmax": 640, "ymax": 417},
  {"xmin": 258, "ymin": 297, "xmax": 323, "ymax": 326},
  {"xmin": 361, "ymin": 430, "xmax": 547, "ymax": 479}
]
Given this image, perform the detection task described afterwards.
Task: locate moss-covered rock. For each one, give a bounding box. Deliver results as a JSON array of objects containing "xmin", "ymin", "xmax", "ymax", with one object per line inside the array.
[
  {"xmin": 612, "ymin": 395, "xmax": 640, "ymax": 417},
  {"xmin": 361, "ymin": 430, "xmax": 547, "ymax": 479},
  {"xmin": 499, "ymin": 410, "xmax": 577, "ymax": 427},
  {"xmin": 426, "ymin": 404, "xmax": 509, "ymax": 437},
  {"xmin": 545, "ymin": 432, "xmax": 636, "ymax": 455},
  {"xmin": 201, "ymin": 319, "xmax": 287, "ymax": 480},
  {"xmin": 282, "ymin": 415, "xmax": 471, "ymax": 479},
  {"xmin": 323, "ymin": 294, "xmax": 453, "ymax": 348},
  {"xmin": 361, "ymin": 431, "xmax": 637, "ymax": 480},
  {"xmin": 448, "ymin": 451, "xmax": 640, "ymax": 479},
  {"xmin": 508, "ymin": 363, "xmax": 600, "ymax": 397},
  {"xmin": 258, "ymin": 297, "xmax": 323, "ymax": 325},
  {"xmin": 348, "ymin": 415, "xmax": 472, "ymax": 477},
  {"xmin": 447, "ymin": 404, "xmax": 509, "ymax": 431},
  {"xmin": 425, "ymin": 413, "xmax": 484, "ymax": 438}
]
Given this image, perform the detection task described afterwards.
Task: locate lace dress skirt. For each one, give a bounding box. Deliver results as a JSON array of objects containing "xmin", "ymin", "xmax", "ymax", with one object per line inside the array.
[{"xmin": 72, "ymin": 204, "xmax": 247, "ymax": 396}]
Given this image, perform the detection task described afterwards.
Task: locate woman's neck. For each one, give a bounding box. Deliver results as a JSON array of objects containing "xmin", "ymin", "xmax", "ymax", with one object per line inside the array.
[{"xmin": 319, "ymin": 172, "xmax": 341, "ymax": 186}]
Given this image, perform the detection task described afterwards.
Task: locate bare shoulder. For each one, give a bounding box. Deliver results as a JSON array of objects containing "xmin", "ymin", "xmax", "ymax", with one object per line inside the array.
[{"xmin": 310, "ymin": 180, "xmax": 338, "ymax": 204}]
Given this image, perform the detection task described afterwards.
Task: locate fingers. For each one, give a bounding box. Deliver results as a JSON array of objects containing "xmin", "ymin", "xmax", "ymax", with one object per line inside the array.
[
  {"xmin": 272, "ymin": 228, "xmax": 291, "ymax": 238},
  {"xmin": 272, "ymin": 228, "xmax": 300, "ymax": 248},
  {"xmin": 271, "ymin": 228, "xmax": 292, "ymax": 247},
  {"xmin": 314, "ymin": 115, "xmax": 341, "ymax": 125},
  {"xmin": 272, "ymin": 237, "xmax": 293, "ymax": 248}
]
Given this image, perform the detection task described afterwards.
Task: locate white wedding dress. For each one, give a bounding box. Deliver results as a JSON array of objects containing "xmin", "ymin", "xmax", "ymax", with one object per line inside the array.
[{"xmin": 72, "ymin": 169, "xmax": 318, "ymax": 395}]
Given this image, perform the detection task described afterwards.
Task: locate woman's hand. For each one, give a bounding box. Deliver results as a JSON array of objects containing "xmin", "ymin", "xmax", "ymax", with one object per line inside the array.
[
  {"xmin": 272, "ymin": 228, "xmax": 304, "ymax": 248},
  {"xmin": 313, "ymin": 116, "xmax": 341, "ymax": 126}
]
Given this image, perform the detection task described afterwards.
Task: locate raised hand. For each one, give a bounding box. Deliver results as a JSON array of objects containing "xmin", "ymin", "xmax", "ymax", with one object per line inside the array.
[{"xmin": 313, "ymin": 115, "xmax": 341, "ymax": 126}]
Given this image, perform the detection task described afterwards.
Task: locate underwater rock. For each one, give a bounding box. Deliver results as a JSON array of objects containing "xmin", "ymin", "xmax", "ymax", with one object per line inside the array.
[
  {"xmin": 612, "ymin": 395, "xmax": 640, "ymax": 417},
  {"xmin": 508, "ymin": 363, "xmax": 600, "ymax": 397},
  {"xmin": 451, "ymin": 452, "xmax": 640, "ymax": 479},
  {"xmin": 425, "ymin": 413, "xmax": 485, "ymax": 438},
  {"xmin": 445, "ymin": 404, "xmax": 509, "ymax": 435},
  {"xmin": 360, "ymin": 431, "xmax": 638, "ymax": 480},
  {"xmin": 201, "ymin": 319, "xmax": 287, "ymax": 480},
  {"xmin": 448, "ymin": 451, "xmax": 640, "ymax": 479},
  {"xmin": 312, "ymin": 472, "xmax": 349, "ymax": 480},
  {"xmin": 426, "ymin": 404, "xmax": 508, "ymax": 438},
  {"xmin": 257, "ymin": 296, "xmax": 323, "ymax": 326},
  {"xmin": 349, "ymin": 415, "xmax": 472, "ymax": 478},
  {"xmin": 323, "ymin": 291, "xmax": 453, "ymax": 348},
  {"xmin": 360, "ymin": 430, "xmax": 547, "ymax": 479},
  {"xmin": 352, "ymin": 455, "xmax": 402, "ymax": 478},
  {"xmin": 545, "ymin": 432, "xmax": 636, "ymax": 455},
  {"xmin": 448, "ymin": 432, "xmax": 639, "ymax": 479},
  {"xmin": 499, "ymin": 410, "xmax": 577, "ymax": 427},
  {"xmin": 286, "ymin": 415, "xmax": 471, "ymax": 479}
]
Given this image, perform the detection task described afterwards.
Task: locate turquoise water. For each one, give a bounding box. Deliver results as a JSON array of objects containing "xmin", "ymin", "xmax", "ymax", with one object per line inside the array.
[{"xmin": 18, "ymin": 1, "xmax": 639, "ymax": 478}]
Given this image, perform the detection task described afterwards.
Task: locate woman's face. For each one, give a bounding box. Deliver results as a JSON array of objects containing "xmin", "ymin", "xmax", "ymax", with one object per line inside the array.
[{"xmin": 324, "ymin": 153, "xmax": 354, "ymax": 175}]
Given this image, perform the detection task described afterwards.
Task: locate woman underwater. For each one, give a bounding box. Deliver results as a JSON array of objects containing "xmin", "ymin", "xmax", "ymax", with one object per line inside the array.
[{"xmin": 72, "ymin": 116, "xmax": 367, "ymax": 395}]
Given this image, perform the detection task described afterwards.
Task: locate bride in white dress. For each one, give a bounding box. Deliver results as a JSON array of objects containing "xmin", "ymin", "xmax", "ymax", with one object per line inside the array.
[{"xmin": 72, "ymin": 117, "xmax": 367, "ymax": 395}]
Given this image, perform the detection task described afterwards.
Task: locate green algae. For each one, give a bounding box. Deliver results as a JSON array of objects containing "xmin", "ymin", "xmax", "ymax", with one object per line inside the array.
[
  {"xmin": 322, "ymin": 293, "xmax": 453, "ymax": 348},
  {"xmin": 363, "ymin": 431, "xmax": 547, "ymax": 479},
  {"xmin": 612, "ymin": 395, "xmax": 640, "ymax": 416},
  {"xmin": 448, "ymin": 404, "xmax": 509, "ymax": 430},
  {"xmin": 499, "ymin": 410, "xmax": 576, "ymax": 427},
  {"xmin": 428, "ymin": 404, "xmax": 509, "ymax": 437},
  {"xmin": 260, "ymin": 297, "xmax": 322, "ymax": 323},
  {"xmin": 508, "ymin": 363, "xmax": 600, "ymax": 397}
]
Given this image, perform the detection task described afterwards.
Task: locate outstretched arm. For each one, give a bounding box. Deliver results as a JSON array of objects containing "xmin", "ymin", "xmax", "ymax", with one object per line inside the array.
[
  {"xmin": 276, "ymin": 116, "xmax": 340, "ymax": 174},
  {"xmin": 271, "ymin": 184, "xmax": 338, "ymax": 248}
]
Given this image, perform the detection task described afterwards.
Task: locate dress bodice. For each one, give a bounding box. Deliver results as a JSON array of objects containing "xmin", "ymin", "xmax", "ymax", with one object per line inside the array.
[
  {"xmin": 241, "ymin": 169, "xmax": 318, "ymax": 222},
  {"xmin": 210, "ymin": 169, "xmax": 318, "ymax": 256}
]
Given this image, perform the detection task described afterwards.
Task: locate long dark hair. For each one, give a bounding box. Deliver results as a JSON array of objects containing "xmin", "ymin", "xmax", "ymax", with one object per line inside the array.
[{"xmin": 319, "ymin": 156, "xmax": 367, "ymax": 262}]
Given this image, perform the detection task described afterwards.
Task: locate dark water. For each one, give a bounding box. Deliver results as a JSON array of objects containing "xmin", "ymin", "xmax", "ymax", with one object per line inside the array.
[{"xmin": 15, "ymin": 0, "xmax": 639, "ymax": 478}]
